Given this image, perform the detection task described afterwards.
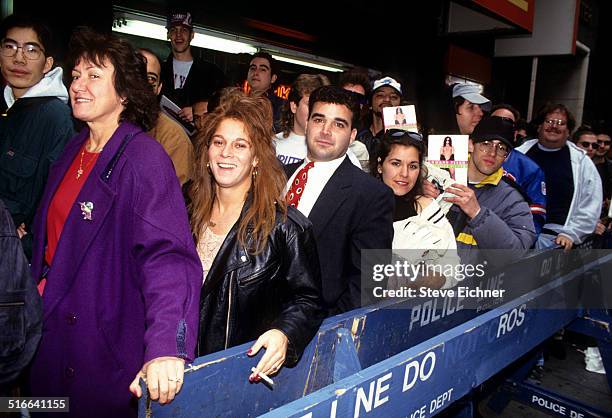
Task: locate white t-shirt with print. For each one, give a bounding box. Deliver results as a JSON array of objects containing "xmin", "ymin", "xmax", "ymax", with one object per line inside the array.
[{"xmin": 173, "ymin": 59, "xmax": 193, "ymax": 89}]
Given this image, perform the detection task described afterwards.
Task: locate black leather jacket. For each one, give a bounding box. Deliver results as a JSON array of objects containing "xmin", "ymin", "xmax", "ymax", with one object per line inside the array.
[{"xmin": 197, "ymin": 203, "xmax": 324, "ymax": 365}]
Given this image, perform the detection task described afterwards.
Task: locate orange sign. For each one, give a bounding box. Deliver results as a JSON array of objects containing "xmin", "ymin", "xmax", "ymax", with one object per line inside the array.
[
  {"xmin": 242, "ymin": 80, "xmax": 291, "ymax": 100},
  {"xmin": 473, "ymin": 0, "xmax": 534, "ymax": 31},
  {"xmin": 275, "ymin": 85, "xmax": 291, "ymax": 100}
]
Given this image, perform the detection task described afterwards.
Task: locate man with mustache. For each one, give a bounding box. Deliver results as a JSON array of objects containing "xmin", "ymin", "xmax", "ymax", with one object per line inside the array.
[
  {"xmin": 160, "ymin": 11, "xmax": 226, "ymax": 125},
  {"xmin": 284, "ymin": 86, "xmax": 393, "ymax": 315},
  {"xmin": 517, "ymin": 104, "xmax": 602, "ymax": 250},
  {"xmin": 355, "ymin": 76, "xmax": 402, "ymax": 155}
]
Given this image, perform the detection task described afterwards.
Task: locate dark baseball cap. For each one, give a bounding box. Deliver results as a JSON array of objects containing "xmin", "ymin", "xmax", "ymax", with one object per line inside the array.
[
  {"xmin": 471, "ymin": 116, "xmax": 515, "ymax": 149},
  {"xmin": 166, "ymin": 12, "xmax": 193, "ymax": 29}
]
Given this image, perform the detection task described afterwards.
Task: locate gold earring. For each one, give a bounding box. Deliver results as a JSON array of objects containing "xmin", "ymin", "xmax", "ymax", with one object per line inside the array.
[
  {"xmin": 252, "ymin": 167, "xmax": 258, "ymax": 178},
  {"xmin": 206, "ymin": 162, "xmax": 211, "ymax": 173}
]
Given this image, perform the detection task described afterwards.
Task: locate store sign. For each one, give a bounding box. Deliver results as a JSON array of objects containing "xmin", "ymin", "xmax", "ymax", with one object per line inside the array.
[{"xmin": 242, "ymin": 80, "xmax": 291, "ymax": 100}]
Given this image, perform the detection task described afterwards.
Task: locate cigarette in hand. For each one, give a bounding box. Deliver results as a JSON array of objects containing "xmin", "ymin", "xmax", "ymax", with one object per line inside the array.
[{"xmin": 251, "ymin": 367, "xmax": 274, "ymax": 386}]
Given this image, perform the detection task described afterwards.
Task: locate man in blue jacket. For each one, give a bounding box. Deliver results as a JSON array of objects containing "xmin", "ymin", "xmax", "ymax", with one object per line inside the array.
[{"xmin": 492, "ymin": 104, "xmax": 547, "ymax": 237}]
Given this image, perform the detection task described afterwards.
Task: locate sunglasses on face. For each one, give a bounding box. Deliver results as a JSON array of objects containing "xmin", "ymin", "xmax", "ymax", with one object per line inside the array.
[
  {"xmin": 385, "ymin": 129, "xmax": 423, "ymax": 142},
  {"xmin": 597, "ymin": 140, "xmax": 611, "ymax": 146},
  {"xmin": 578, "ymin": 141, "xmax": 599, "ymax": 150}
]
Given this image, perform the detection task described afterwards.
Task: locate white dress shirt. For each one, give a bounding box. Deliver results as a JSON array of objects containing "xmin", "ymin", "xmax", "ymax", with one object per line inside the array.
[{"xmin": 286, "ymin": 155, "xmax": 346, "ymax": 217}]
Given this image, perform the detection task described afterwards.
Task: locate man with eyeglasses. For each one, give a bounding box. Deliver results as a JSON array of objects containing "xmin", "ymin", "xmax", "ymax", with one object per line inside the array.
[
  {"xmin": 160, "ymin": 11, "xmax": 226, "ymax": 126},
  {"xmin": 0, "ymin": 14, "xmax": 74, "ymax": 258},
  {"xmin": 517, "ymin": 104, "xmax": 602, "ymax": 250},
  {"xmin": 445, "ymin": 116, "xmax": 536, "ymax": 251},
  {"xmin": 137, "ymin": 48, "xmax": 193, "ymax": 185}
]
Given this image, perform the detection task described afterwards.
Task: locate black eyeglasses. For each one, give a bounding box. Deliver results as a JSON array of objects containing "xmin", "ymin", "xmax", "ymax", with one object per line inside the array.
[
  {"xmin": 577, "ymin": 141, "xmax": 599, "ymax": 150},
  {"xmin": 385, "ymin": 129, "xmax": 423, "ymax": 142}
]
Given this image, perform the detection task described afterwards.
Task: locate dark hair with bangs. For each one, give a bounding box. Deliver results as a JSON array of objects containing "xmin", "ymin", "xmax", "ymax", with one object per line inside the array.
[
  {"xmin": 0, "ymin": 14, "xmax": 55, "ymax": 57},
  {"xmin": 68, "ymin": 27, "xmax": 159, "ymax": 131},
  {"xmin": 371, "ymin": 131, "xmax": 427, "ymax": 211}
]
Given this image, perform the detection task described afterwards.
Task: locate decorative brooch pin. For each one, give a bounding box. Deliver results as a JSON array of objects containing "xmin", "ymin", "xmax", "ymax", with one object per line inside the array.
[{"xmin": 79, "ymin": 201, "xmax": 94, "ymax": 221}]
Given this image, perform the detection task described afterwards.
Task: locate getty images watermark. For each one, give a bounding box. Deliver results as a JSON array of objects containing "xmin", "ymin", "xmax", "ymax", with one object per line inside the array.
[
  {"xmin": 360, "ymin": 249, "xmax": 612, "ymax": 310},
  {"xmin": 370, "ymin": 259, "xmax": 505, "ymax": 299}
]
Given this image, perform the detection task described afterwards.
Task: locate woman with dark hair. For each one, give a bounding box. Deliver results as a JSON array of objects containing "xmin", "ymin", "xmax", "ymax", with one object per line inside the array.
[
  {"xmin": 394, "ymin": 107, "xmax": 407, "ymax": 125},
  {"xmin": 372, "ymin": 130, "xmax": 458, "ymax": 288},
  {"xmin": 439, "ymin": 136, "xmax": 456, "ymax": 179},
  {"xmin": 28, "ymin": 28, "xmax": 201, "ymax": 416},
  {"xmin": 189, "ymin": 91, "xmax": 323, "ymax": 381}
]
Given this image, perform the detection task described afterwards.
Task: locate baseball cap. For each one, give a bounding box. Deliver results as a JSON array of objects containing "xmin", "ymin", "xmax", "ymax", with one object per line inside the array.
[
  {"xmin": 372, "ymin": 76, "xmax": 402, "ymax": 96},
  {"xmin": 166, "ymin": 12, "xmax": 193, "ymax": 29},
  {"xmin": 452, "ymin": 83, "xmax": 491, "ymax": 112},
  {"xmin": 471, "ymin": 116, "xmax": 515, "ymax": 149}
]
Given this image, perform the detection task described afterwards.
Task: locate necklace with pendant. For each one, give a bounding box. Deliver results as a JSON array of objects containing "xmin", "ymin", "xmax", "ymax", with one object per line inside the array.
[{"xmin": 76, "ymin": 143, "xmax": 101, "ymax": 179}]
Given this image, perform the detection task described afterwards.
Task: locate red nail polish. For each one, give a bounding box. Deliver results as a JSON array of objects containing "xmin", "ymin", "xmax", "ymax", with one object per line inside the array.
[
  {"xmin": 254, "ymin": 376, "xmax": 261, "ymax": 382},
  {"xmin": 247, "ymin": 349, "xmax": 252, "ymax": 355}
]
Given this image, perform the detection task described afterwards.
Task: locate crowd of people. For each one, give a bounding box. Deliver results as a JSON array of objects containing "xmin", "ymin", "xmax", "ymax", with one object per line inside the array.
[{"xmin": 1, "ymin": 10, "xmax": 610, "ymax": 417}]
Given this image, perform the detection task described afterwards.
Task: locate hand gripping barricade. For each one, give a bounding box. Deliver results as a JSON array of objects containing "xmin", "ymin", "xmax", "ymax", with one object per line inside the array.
[{"xmin": 139, "ymin": 244, "xmax": 612, "ymax": 418}]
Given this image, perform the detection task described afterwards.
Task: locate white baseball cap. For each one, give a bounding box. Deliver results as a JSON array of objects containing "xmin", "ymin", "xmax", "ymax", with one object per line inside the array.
[{"xmin": 372, "ymin": 76, "xmax": 402, "ymax": 96}]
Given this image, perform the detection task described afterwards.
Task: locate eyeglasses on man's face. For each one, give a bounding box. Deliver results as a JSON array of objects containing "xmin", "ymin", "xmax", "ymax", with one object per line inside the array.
[
  {"xmin": 0, "ymin": 40, "xmax": 44, "ymax": 60},
  {"xmin": 597, "ymin": 139, "xmax": 611, "ymax": 146},
  {"xmin": 386, "ymin": 129, "xmax": 423, "ymax": 142},
  {"xmin": 578, "ymin": 141, "xmax": 599, "ymax": 150},
  {"xmin": 544, "ymin": 119, "xmax": 567, "ymax": 127},
  {"xmin": 477, "ymin": 140, "xmax": 509, "ymax": 158}
]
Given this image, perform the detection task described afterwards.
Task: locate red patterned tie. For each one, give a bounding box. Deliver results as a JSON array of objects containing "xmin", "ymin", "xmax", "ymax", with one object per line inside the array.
[{"xmin": 286, "ymin": 161, "xmax": 315, "ymax": 208}]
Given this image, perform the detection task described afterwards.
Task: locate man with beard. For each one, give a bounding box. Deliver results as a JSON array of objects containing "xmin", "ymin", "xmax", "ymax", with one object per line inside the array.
[
  {"xmin": 355, "ymin": 76, "xmax": 402, "ymax": 155},
  {"xmin": 445, "ymin": 116, "xmax": 535, "ymax": 250},
  {"xmin": 517, "ymin": 104, "xmax": 601, "ymax": 250},
  {"xmin": 284, "ymin": 86, "xmax": 393, "ymax": 315},
  {"xmin": 160, "ymin": 11, "xmax": 226, "ymax": 124}
]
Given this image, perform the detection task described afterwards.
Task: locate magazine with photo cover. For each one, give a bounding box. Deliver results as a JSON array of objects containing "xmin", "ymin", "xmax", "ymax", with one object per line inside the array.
[
  {"xmin": 383, "ymin": 105, "xmax": 418, "ymax": 132},
  {"xmin": 427, "ymin": 134, "xmax": 469, "ymax": 186}
]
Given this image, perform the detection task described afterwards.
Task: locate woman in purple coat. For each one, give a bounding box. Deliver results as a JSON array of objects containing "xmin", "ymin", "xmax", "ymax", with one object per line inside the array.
[{"xmin": 28, "ymin": 28, "xmax": 202, "ymax": 416}]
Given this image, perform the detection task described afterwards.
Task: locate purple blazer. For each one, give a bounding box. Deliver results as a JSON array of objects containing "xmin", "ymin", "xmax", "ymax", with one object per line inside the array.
[{"xmin": 29, "ymin": 122, "xmax": 202, "ymax": 417}]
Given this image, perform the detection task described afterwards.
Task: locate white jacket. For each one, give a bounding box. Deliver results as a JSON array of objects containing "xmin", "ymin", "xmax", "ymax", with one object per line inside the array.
[{"xmin": 517, "ymin": 139, "xmax": 602, "ymax": 243}]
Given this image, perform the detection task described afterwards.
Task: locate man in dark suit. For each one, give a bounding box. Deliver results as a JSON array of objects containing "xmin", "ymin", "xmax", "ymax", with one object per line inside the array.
[{"xmin": 285, "ymin": 86, "xmax": 394, "ymax": 315}]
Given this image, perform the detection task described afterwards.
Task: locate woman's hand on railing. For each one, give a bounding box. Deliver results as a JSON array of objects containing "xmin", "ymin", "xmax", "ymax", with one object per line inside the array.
[
  {"xmin": 247, "ymin": 329, "xmax": 288, "ymax": 382},
  {"xmin": 129, "ymin": 356, "xmax": 185, "ymax": 404}
]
